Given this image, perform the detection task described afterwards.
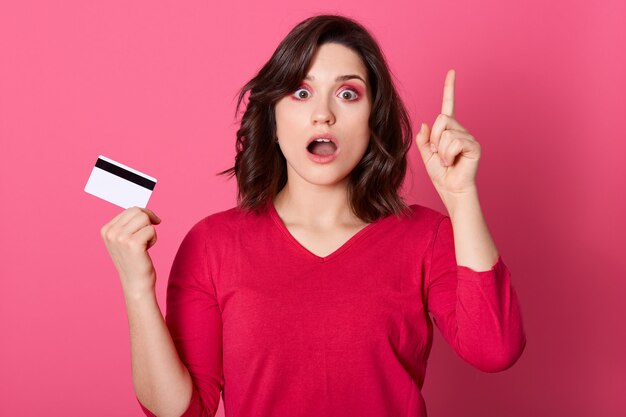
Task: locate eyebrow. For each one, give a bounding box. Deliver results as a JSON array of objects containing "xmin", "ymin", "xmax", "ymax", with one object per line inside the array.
[{"xmin": 304, "ymin": 74, "xmax": 367, "ymax": 84}]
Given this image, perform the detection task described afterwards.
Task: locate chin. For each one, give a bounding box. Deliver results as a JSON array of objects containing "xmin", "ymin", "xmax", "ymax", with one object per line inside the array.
[
  {"xmin": 303, "ymin": 166, "xmax": 355, "ymax": 186},
  {"xmin": 284, "ymin": 152, "xmax": 360, "ymax": 186}
]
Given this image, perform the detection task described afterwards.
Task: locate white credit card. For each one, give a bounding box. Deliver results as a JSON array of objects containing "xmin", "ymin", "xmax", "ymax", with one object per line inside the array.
[{"xmin": 84, "ymin": 155, "xmax": 157, "ymax": 209}]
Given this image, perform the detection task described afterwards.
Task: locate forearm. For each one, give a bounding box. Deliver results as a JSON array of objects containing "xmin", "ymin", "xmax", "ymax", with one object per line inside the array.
[
  {"xmin": 124, "ymin": 289, "xmax": 193, "ymax": 417},
  {"xmin": 439, "ymin": 187, "xmax": 499, "ymax": 272}
]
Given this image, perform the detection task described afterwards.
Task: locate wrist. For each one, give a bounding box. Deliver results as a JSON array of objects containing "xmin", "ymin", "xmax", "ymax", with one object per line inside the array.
[
  {"xmin": 122, "ymin": 285, "xmax": 157, "ymax": 303},
  {"xmin": 437, "ymin": 185, "xmax": 479, "ymax": 215}
]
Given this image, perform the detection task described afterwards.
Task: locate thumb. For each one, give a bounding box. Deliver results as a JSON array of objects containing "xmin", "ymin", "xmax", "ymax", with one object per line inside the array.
[{"xmin": 415, "ymin": 122, "xmax": 433, "ymax": 161}]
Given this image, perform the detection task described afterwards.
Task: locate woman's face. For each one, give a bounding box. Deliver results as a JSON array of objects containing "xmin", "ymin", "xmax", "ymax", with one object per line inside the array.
[{"xmin": 274, "ymin": 42, "xmax": 372, "ymax": 187}]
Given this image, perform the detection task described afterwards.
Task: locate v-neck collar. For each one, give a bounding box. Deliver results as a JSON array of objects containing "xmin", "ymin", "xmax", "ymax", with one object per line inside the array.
[{"xmin": 266, "ymin": 198, "xmax": 383, "ymax": 263}]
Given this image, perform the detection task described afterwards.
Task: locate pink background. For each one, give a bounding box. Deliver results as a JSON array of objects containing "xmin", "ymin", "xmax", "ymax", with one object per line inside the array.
[{"xmin": 1, "ymin": 0, "xmax": 625, "ymax": 416}]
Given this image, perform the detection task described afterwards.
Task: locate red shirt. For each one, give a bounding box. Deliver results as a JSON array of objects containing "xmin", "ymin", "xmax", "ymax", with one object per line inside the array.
[{"xmin": 138, "ymin": 200, "xmax": 526, "ymax": 416}]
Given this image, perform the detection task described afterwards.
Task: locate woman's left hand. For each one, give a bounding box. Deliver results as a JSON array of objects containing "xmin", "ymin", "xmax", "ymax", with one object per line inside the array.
[{"xmin": 415, "ymin": 69, "xmax": 481, "ymax": 198}]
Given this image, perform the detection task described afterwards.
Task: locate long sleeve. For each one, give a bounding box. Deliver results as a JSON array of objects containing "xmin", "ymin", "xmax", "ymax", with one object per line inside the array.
[
  {"xmin": 425, "ymin": 215, "xmax": 527, "ymax": 373},
  {"xmin": 137, "ymin": 219, "xmax": 224, "ymax": 416}
]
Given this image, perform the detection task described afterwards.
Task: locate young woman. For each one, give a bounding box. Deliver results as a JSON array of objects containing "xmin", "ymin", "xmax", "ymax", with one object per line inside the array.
[{"xmin": 101, "ymin": 14, "xmax": 526, "ymax": 417}]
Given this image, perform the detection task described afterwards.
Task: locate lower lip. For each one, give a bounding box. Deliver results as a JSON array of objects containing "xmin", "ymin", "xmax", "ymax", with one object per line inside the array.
[{"xmin": 306, "ymin": 146, "xmax": 340, "ymax": 164}]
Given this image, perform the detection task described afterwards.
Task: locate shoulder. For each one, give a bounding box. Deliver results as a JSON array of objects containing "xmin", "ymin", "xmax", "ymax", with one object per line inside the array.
[
  {"xmin": 185, "ymin": 204, "xmax": 265, "ymax": 239},
  {"xmin": 367, "ymin": 203, "xmax": 449, "ymax": 257},
  {"xmin": 403, "ymin": 203, "xmax": 448, "ymax": 228},
  {"xmin": 372, "ymin": 202, "xmax": 448, "ymax": 236},
  {"xmin": 391, "ymin": 203, "xmax": 450, "ymax": 244}
]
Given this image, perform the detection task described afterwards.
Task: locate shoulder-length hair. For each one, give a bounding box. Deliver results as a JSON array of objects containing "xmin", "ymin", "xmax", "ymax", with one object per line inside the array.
[{"xmin": 217, "ymin": 14, "xmax": 414, "ymax": 223}]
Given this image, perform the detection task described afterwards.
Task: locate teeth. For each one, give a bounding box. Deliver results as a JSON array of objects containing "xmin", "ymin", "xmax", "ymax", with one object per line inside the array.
[{"xmin": 314, "ymin": 138, "xmax": 331, "ymax": 142}]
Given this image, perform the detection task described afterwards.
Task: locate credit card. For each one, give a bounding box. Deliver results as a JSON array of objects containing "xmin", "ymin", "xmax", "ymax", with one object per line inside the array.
[{"xmin": 84, "ymin": 155, "xmax": 157, "ymax": 209}]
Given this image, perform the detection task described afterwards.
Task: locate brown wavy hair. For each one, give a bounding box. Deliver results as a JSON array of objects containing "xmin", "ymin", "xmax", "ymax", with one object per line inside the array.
[{"xmin": 217, "ymin": 14, "xmax": 414, "ymax": 223}]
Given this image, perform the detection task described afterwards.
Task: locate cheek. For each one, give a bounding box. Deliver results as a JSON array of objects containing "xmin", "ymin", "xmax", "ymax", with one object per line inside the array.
[
  {"xmin": 354, "ymin": 112, "xmax": 371, "ymax": 144},
  {"xmin": 275, "ymin": 103, "xmax": 305, "ymax": 137},
  {"xmin": 343, "ymin": 134, "xmax": 370, "ymax": 164},
  {"xmin": 351, "ymin": 105, "xmax": 371, "ymax": 133}
]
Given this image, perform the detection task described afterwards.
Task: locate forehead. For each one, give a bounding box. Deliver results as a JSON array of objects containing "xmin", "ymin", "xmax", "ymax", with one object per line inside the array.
[{"xmin": 305, "ymin": 43, "xmax": 368, "ymax": 83}]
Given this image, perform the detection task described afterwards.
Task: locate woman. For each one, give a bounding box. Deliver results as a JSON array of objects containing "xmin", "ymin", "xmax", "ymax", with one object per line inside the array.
[{"xmin": 101, "ymin": 14, "xmax": 526, "ymax": 417}]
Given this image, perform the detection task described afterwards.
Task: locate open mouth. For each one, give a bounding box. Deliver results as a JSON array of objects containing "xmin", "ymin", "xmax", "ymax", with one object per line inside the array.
[{"xmin": 306, "ymin": 139, "xmax": 338, "ymax": 156}]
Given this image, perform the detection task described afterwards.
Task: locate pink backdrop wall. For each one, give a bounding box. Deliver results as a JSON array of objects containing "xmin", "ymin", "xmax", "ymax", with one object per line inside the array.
[{"xmin": 1, "ymin": 0, "xmax": 624, "ymax": 416}]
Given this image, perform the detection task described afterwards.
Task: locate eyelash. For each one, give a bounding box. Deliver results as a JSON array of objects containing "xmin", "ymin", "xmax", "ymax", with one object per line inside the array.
[{"xmin": 292, "ymin": 85, "xmax": 360, "ymax": 101}]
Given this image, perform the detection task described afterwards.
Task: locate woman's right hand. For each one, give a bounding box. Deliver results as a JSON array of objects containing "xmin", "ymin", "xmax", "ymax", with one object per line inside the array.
[{"xmin": 100, "ymin": 206, "xmax": 162, "ymax": 297}]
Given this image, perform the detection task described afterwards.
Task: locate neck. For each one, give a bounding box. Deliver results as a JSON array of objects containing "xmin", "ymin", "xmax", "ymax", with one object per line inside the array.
[{"xmin": 272, "ymin": 177, "xmax": 365, "ymax": 229}]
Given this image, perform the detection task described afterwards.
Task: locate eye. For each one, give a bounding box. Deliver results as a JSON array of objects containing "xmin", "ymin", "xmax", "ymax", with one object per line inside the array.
[
  {"xmin": 293, "ymin": 87, "xmax": 311, "ymax": 100},
  {"xmin": 338, "ymin": 88, "xmax": 359, "ymax": 101}
]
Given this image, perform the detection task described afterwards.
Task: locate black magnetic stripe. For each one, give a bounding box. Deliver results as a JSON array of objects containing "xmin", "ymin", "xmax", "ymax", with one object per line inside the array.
[{"xmin": 95, "ymin": 158, "xmax": 156, "ymax": 190}]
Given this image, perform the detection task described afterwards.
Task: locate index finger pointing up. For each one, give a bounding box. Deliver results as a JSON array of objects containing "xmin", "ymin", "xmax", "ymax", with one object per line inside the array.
[{"xmin": 441, "ymin": 69, "xmax": 456, "ymax": 118}]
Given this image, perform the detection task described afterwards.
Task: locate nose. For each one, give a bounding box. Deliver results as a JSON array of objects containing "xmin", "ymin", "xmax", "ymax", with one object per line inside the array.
[{"xmin": 311, "ymin": 98, "xmax": 335, "ymax": 125}]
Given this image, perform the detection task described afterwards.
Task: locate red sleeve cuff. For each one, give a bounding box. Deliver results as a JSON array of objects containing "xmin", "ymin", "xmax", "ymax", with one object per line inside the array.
[{"xmin": 456, "ymin": 254, "xmax": 505, "ymax": 281}]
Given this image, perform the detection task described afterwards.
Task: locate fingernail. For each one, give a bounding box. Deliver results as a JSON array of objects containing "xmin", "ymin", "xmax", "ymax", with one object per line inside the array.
[
  {"xmin": 430, "ymin": 143, "xmax": 437, "ymax": 152},
  {"xmin": 440, "ymin": 159, "xmax": 446, "ymax": 167}
]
